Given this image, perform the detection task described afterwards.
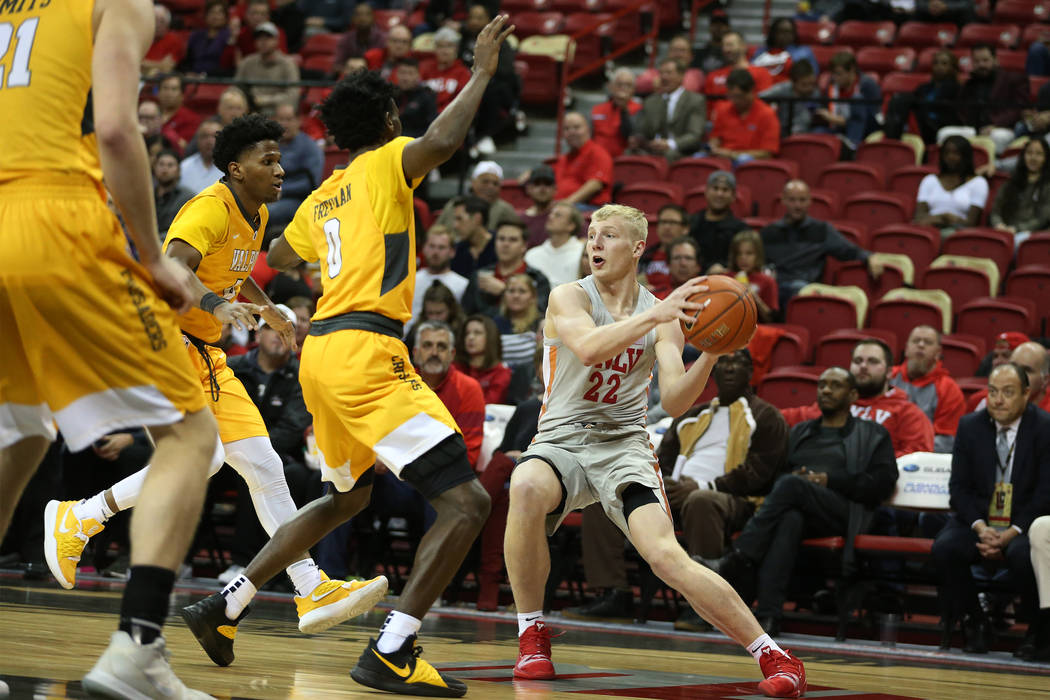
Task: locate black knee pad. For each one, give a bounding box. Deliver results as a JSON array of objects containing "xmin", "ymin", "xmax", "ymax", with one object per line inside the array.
[
  {"xmin": 621, "ymin": 482, "xmax": 660, "ymax": 521},
  {"xmin": 400, "ymin": 434, "xmax": 476, "ymax": 501}
]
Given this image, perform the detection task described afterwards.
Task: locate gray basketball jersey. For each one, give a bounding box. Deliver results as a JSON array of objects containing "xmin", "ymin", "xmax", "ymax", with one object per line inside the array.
[{"xmin": 537, "ymin": 275, "xmax": 658, "ymax": 431}]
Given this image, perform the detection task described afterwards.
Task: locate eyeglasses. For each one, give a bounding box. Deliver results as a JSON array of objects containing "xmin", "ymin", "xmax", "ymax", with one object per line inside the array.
[{"xmin": 657, "ymin": 219, "xmax": 685, "ymax": 226}]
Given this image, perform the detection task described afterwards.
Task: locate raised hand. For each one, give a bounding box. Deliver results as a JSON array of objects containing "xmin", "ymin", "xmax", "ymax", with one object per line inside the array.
[{"xmin": 471, "ymin": 14, "xmax": 514, "ymax": 78}]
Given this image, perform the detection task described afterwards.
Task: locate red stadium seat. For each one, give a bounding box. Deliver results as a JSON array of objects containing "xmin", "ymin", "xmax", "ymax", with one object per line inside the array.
[
  {"xmin": 843, "ymin": 192, "xmax": 913, "ymax": 229},
  {"xmin": 1005, "ymin": 266, "xmax": 1050, "ymax": 317},
  {"xmin": 373, "ymin": 9, "xmax": 407, "ymax": 29},
  {"xmin": 941, "ymin": 334, "xmax": 985, "ymax": 377},
  {"xmin": 796, "ymin": 20, "xmax": 837, "ymax": 45},
  {"xmin": 779, "ymin": 134, "xmax": 842, "ymax": 187},
  {"xmin": 889, "ymin": 166, "xmax": 937, "ymax": 197},
  {"xmin": 868, "ymin": 298, "xmax": 946, "ymax": 340},
  {"xmin": 323, "ymin": 146, "xmax": 348, "ymax": 179},
  {"xmin": 518, "ymin": 53, "xmax": 561, "ymax": 106},
  {"xmin": 836, "ymin": 21, "xmax": 896, "ymax": 49},
  {"xmin": 300, "ymin": 33, "xmax": 341, "ymax": 61},
  {"xmin": 613, "ymin": 155, "xmax": 668, "ymax": 184},
  {"xmin": 503, "ymin": 0, "xmax": 552, "ymax": 11},
  {"xmin": 618, "ymin": 181, "xmax": 683, "ymax": 214},
  {"xmin": 895, "ymin": 22, "xmax": 958, "ymax": 49},
  {"xmin": 832, "ymin": 260, "xmax": 905, "ymax": 298},
  {"xmin": 921, "ymin": 266, "xmax": 993, "ymax": 312},
  {"xmin": 870, "ymin": 224, "xmax": 941, "ymax": 276},
  {"xmin": 763, "ymin": 323, "xmax": 813, "ymax": 365},
  {"xmin": 957, "ymin": 23, "xmax": 1021, "ymax": 49},
  {"xmin": 501, "ymin": 180, "xmax": 531, "ymax": 210},
  {"xmin": 735, "ymin": 160, "xmax": 800, "ymax": 217},
  {"xmin": 772, "ymin": 188, "xmax": 840, "ymax": 221},
  {"xmin": 513, "ymin": 11, "xmax": 566, "ymax": 37},
  {"xmin": 856, "ymin": 140, "xmax": 918, "ymax": 175},
  {"xmin": 810, "ymin": 45, "xmax": 853, "ymax": 72},
  {"xmin": 302, "ymin": 54, "xmax": 334, "ymax": 72},
  {"xmin": 183, "ymin": 83, "xmax": 227, "ymax": 116},
  {"xmin": 758, "ymin": 372, "xmax": 819, "ymax": 409},
  {"xmin": 830, "ymin": 220, "xmax": 870, "ymax": 249},
  {"xmin": 1023, "ymin": 25, "xmax": 1050, "ymax": 52},
  {"xmin": 1017, "ymin": 233, "xmax": 1050, "ymax": 268},
  {"xmin": 994, "ymin": 0, "xmax": 1050, "ymax": 23},
  {"xmin": 667, "ymin": 157, "xmax": 733, "ymax": 191},
  {"xmin": 786, "ymin": 295, "xmax": 862, "ymax": 345},
  {"xmin": 880, "ymin": 71, "xmax": 931, "ymax": 98},
  {"xmin": 918, "ymin": 47, "xmax": 972, "ymax": 73},
  {"xmin": 957, "ymin": 297, "xmax": 1038, "ymax": 336},
  {"xmin": 683, "ymin": 184, "xmax": 753, "ymax": 219},
  {"xmin": 941, "ymin": 228, "xmax": 1014, "ymax": 281},
  {"xmin": 563, "ymin": 13, "xmax": 615, "ymax": 76},
  {"xmin": 815, "ymin": 328, "xmax": 899, "ymax": 367},
  {"xmin": 857, "ymin": 46, "xmax": 916, "ymax": 75},
  {"xmin": 816, "ymin": 163, "xmax": 885, "ymax": 201},
  {"xmin": 551, "ymin": 0, "xmax": 607, "ymax": 12}
]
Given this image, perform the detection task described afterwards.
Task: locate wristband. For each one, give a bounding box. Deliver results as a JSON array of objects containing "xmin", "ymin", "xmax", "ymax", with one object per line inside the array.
[{"xmin": 200, "ymin": 292, "xmax": 225, "ymax": 314}]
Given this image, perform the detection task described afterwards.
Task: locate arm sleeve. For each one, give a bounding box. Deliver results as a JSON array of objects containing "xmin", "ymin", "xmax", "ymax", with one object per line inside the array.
[
  {"xmin": 948, "ymin": 419, "xmax": 986, "ymax": 526},
  {"xmin": 826, "ymin": 425, "xmax": 898, "ymax": 507},
  {"xmin": 779, "ymin": 403, "xmax": 822, "ymax": 426},
  {"xmin": 917, "ymin": 174, "xmax": 937, "ymax": 207},
  {"xmin": 968, "ymin": 176, "xmax": 989, "ymax": 210},
  {"xmin": 890, "ymin": 404, "xmax": 936, "ymax": 456},
  {"xmin": 714, "ymin": 402, "xmax": 788, "ymax": 495},
  {"xmin": 824, "ymin": 223, "xmax": 869, "ymax": 263},
  {"xmin": 282, "ymin": 198, "xmax": 319, "ymax": 263},
  {"xmin": 164, "ymin": 195, "xmax": 229, "ymax": 259}
]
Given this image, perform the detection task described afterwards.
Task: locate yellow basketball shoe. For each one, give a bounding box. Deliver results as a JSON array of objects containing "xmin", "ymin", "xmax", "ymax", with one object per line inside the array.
[
  {"xmin": 295, "ymin": 572, "xmax": 389, "ymax": 634},
  {"xmin": 43, "ymin": 500, "xmax": 104, "ymax": 590}
]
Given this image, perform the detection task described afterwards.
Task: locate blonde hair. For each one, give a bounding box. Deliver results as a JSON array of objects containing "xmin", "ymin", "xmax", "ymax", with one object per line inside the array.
[
  {"xmin": 728, "ymin": 229, "xmax": 765, "ymax": 270},
  {"xmin": 500, "ymin": 273, "xmax": 540, "ymax": 333},
  {"xmin": 591, "ymin": 204, "xmax": 648, "ymax": 243}
]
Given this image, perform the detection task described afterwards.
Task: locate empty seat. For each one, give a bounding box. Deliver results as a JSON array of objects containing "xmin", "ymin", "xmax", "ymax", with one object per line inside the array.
[
  {"xmin": 758, "ymin": 372, "xmax": 819, "ymax": 409},
  {"xmin": 870, "ymin": 224, "xmax": 941, "ymax": 276},
  {"xmin": 843, "ymin": 192, "xmax": 913, "ymax": 229},
  {"xmin": 856, "ymin": 139, "xmax": 919, "ymax": 174},
  {"xmin": 941, "ymin": 228, "xmax": 1014, "ymax": 281},
  {"xmin": 513, "ymin": 11, "xmax": 566, "ymax": 37},
  {"xmin": 957, "ymin": 23, "xmax": 1020, "ymax": 49},
  {"xmin": 869, "ymin": 294, "xmax": 950, "ymax": 338},
  {"xmin": 373, "ymin": 9, "xmax": 407, "ymax": 28},
  {"xmin": 789, "ymin": 285, "xmax": 866, "ymax": 332},
  {"xmin": 857, "ymin": 46, "xmax": 916, "ymax": 75},
  {"xmin": 613, "ymin": 155, "xmax": 668, "ymax": 184},
  {"xmin": 779, "ymin": 134, "xmax": 842, "ymax": 187},
  {"xmin": 1017, "ymin": 233, "xmax": 1050, "ymax": 269},
  {"xmin": 832, "ymin": 256, "xmax": 908, "ymax": 298},
  {"xmin": 895, "ymin": 21, "xmax": 958, "ymax": 49},
  {"xmin": 837, "ymin": 21, "xmax": 896, "ymax": 48},
  {"xmin": 1005, "ymin": 266, "xmax": 1050, "ymax": 315},
  {"xmin": 941, "ymin": 334, "xmax": 985, "ymax": 377},
  {"xmin": 735, "ymin": 160, "xmax": 799, "ymax": 217},
  {"xmin": 817, "ymin": 163, "xmax": 885, "ymax": 200},
  {"xmin": 994, "ymin": 0, "xmax": 1050, "ymax": 23},
  {"xmin": 957, "ymin": 296, "xmax": 1038, "ymax": 336},
  {"xmin": 796, "ymin": 20, "xmax": 837, "ymax": 45},
  {"xmin": 300, "ymin": 32, "xmax": 341, "ymax": 60},
  {"xmin": 517, "ymin": 52, "xmax": 561, "ymax": 106},
  {"xmin": 929, "ymin": 254, "xmax": 1000, "ymax": 296},
  {"xmin": 617, "ymin": 181, "xmax": 683, "ymax": 214},
  {"xmin": 880, "ymin": 71, "xmax": 931, "ymax": 98},
  {"xmin": 921, "ymin": 264, "xmax": 993, "ymax": 312}
]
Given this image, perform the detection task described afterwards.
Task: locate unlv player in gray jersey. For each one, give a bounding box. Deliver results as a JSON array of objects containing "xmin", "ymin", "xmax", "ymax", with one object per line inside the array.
[{"xmin": 504, "ymin": 204, "xmax": 807, "ymax": 698}]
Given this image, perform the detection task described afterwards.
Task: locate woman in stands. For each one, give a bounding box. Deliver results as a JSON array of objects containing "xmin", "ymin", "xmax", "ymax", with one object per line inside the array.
[
  {"xmin": 913, "ymin": 135, "xmax": 988, "ymax": 233},
  {"xmin": 494, "ymin": 274, "xmax": 542, "ymax": 369},
  {"xmin": 751, "ymin": 18, "xmax": 818, "ymax": 86},
  {"xmin": 455, "ymin": 314, "xmax": 512, "ymax": 404},
  {"xmin": 989, "ymin": 138, "xmax": 1050, "ymax": 246},
  {"xmin": 404, "ymin": 281, "xmax": 466, "ymax": 350},
  {"xmin": 727, "ymin": 230, "xmax": 777, "ymax": 323}
]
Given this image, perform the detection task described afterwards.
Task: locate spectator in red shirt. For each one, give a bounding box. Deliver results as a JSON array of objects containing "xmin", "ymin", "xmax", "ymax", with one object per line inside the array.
[
  {"xmin": 708, "ymin": 68, "xmax": 781, "ymax": 163},
  {"xmin": 726, "ymin": 229, "xmax": 777, "ymax": 322},
  {"xmin": 422, "ymin": 27, "xmax": 473, "ymax": 112},
  {"xmin": 233, "ymin": 0, "xmax": 289, "ymax": 64},
  {"xmin": 155, "ymin": 74, "xmax": 200, "ymax": 154},
  {"xmin": 553, "ymin": 112, "xmax": 614, "ymax": 207},
  {"xmin": 590, "ymin": 68, "xmax": 642, "ymax": 159},
  {"xmin": 142, "ymin": 4, "xmax": 185, "ymax": 76},
  {"xmin": 364, "ymin": 24, "xmax": 413, "ymax": 81},
  {"xmin": 456, "ymin": 314, "xmax": 512, "ymax": 404},
  {"xmin": 890, "ymin": 325, "xmax": 966, "ymax": 454},
  {"xmin": 640, "ymin": 204, "xmax": 689, "ymax": 295},
  {"xmin": 781, "ymin": 339, "xmax": 935, "ymax": 457},
  {"xmin": 704, "ymin": 31, "xmax": 773, "ymax": 101},
  {"xmin": 414, "ymin": 321, "xmax": 487, "ymax": 468},
  {"xmin": 332, "ymin": 2, "xmax": 387, "ymax": 70}
]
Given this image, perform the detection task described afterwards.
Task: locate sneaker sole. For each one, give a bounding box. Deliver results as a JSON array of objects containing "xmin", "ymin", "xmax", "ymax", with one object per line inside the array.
[
  {"xmin": 298, "ymin": 576, "xmax": 389, "ymax": 634},
  {"xmin": 82, "ymin": 668, "xmax": 151, "ymax": 700},
  {"xmin": 43, "ymin": 501, "xmax": 74, "ymax": 590},
  {"xmin": 757, "ymin": 676, "xmax": 805, "ymax": 698},
  {"xmin": 350, "ymin": 665, "xmax": 467, "ymax": 698},
  {"xmin": 180, "ymin": 603, "xmax": 235, "ymax": 667}
]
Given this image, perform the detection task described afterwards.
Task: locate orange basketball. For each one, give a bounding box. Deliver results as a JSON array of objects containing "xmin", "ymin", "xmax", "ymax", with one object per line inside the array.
[{"xmin": 680, "ymin": 275, "xmax": 759, "ymax": 354}]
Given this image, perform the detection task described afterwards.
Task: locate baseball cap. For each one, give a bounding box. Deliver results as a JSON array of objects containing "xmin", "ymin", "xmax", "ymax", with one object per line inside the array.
[
  {"xmin": 527, "ymin": 164, "xmax": 556, "ymax": 185},
  {"xmin": 259, "ymin": 303, "xmax": 297, "ymax": 330},
  {"xmin": 254, "ymin": 21, "xmax": 280, "ymax": 38},
  {"xmin": 707, "ymin": 170, "xmax": 736, "ymax": 189},
  {"xmin": 472, "ymin": 161, "xmax": 503, "ymax": 180},
  {"xmin": 994, "ymin": 331, "xmax": 1029, "ymax": 350}
]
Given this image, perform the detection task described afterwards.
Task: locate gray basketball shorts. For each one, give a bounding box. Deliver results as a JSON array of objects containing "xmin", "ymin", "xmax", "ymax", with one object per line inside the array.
[{"xmin": 519, "ymin": 423, "xmax": 669, "ymax": 537}]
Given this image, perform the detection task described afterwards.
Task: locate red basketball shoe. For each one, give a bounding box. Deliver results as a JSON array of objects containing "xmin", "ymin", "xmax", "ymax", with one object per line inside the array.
[
  {"xmin": 514, "ymin": 621, "xmax": 555, "ymax": 680},
  {"xmin": 757, "ymin": 647, "xmax": 806, "ymax": 698}
]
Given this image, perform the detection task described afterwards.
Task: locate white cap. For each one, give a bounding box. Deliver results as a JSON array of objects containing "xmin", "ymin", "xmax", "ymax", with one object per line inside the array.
[
  {"xmin": 472, "ymin": 161, "xmax": 503, "ymax": 180},
  {"xmin": 259, "ymin": 303, "xmax": 297, "ymax": 329}
]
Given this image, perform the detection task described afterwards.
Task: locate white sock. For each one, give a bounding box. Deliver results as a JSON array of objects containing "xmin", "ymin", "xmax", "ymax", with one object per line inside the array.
[
  {"xmin": 286, "ymin": 558, "xmax": 323, "ymax": 598},
  {"xmin": 517, "ymin": 610, "xmax": 544, "ymax": 636},
  {"xmin": 376, "ymin": 611, "xmax": 422, "ymax": 654},
  {"xmin": 221, "ymin": 575, "xmax": 257, "ymax": 620},
  {"xmin": 748, "ymin": 633, "xmax": 784, "ymax": 661},
  {"xmin": 72, "ymin": 493, "xmax": 114, "ymax": 524}
]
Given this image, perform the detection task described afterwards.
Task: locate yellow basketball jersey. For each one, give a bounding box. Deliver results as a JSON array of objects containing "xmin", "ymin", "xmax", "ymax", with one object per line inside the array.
[
  {"xmin": 0, "ymin": 0, "xmax": 102, "ymax": 186},
  {"xmin": 164, "ymin": 181, "xmax": 268, "ymax": 343},
  {"xmin": 283, "ymin": 136, "xmax": 422, "ymax": 323}
]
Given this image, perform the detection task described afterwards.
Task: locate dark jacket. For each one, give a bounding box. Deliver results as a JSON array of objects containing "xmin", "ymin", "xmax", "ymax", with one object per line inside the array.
[
  {"xmin": 658, "ymin": 393, "xmax": 789, "ymax": 497},
  {"xmin": 949, "ymin": 404, "xmax": 1050, "ymax": 533},
  {"xmin": 960, "ymin": 69, "xmax": 1030, "ymax": 130},
  {"xmin": 463, "ymin": 263, "xmax": 551, "ymax": 316},
  {"xmin": 789, "ymin": 415, "xmax": 897, "ymax": 572},
  {"xmin": 398, "ymin": 85, "xmax": 438, "ymax": 139},
  {"xmin": 228, "ymin": 349, "xmax": 311, "ymax": 465},
  {"xmin": 760, "ymin": 216, "xmax": 869, "ymax": 284}
]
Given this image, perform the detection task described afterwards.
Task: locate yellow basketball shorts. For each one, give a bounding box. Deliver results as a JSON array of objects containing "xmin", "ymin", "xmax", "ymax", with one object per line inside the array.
[
  {"xmin": 0, "ymin": 176, "xmax": 205, "ymax": 452},
  {"xmin": 299, "ymin": 329, "xmax": 460, "ymax": 492},
  {"xmin": 185, "ymin": 342, "xmax": 268, "ymax": 444}
]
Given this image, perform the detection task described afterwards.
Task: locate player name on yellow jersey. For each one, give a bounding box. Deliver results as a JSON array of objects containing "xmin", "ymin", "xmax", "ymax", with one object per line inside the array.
[
  {"xmin": 230, "ymin": 249, "xmax": 260, "ymax": 274},
  {"xmin": 312, "ymin": 182, "xmax": 353, "ymax": 222}
]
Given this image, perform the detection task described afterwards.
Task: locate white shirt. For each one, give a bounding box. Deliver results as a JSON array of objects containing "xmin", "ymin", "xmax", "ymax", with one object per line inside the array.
[
  {"xmin": 413, "ymin": 269, "xmax": 468, "ymax": 319},
  {"xmin": 917, "ymin": 174, "xmax": 989, "ymax": 219},
  {"xmin": 179, "ymin": 153, "xmax": 222, "ymax": 195},
  {"xmin": 524, "ymin": 236, "xmax": 585, "ymax": 289},
  {"xmin": 673, "ymin": 408, "xmax": 731, "ymax": 485}
]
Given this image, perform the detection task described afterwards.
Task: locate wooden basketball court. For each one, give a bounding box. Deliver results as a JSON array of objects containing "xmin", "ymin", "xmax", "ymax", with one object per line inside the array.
[{"xmin": 2, "ymin": 575, "xmax": 1048, "ymax": 699}]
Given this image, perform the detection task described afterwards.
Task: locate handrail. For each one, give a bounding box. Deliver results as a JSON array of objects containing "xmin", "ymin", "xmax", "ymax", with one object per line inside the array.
[{"xmin": 553, "ymin": 0, "xmax": 661, "ymax": 155}]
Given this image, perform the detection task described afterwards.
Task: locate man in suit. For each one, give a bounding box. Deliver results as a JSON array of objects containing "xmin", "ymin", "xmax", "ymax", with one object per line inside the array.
[
  {"xmin": 932, "ymin": 363, "xmax": 1050, "ymax": 654},
  {"xmin": 633, "ymin": 59, "xmax": 706, "ymax": 161}
]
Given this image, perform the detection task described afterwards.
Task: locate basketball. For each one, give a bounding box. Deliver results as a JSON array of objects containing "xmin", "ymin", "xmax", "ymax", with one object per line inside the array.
[{"xmin": 680, "ymin": 275, "xmax": 759, "ymax": 354}]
